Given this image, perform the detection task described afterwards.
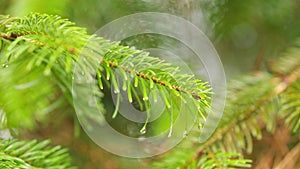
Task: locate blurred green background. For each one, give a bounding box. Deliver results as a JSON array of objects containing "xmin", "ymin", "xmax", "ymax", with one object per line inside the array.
[
  {"xmin": 2, "ymin": 0, "xmax": 300, "ymax": 78},
  {"xmin": 1, "ymin": 0, "xmax": 300, "ymax": 168}
]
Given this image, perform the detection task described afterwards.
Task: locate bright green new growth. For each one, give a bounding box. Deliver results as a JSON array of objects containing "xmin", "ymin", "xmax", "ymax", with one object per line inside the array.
[
  {"xmin": 1, "ymin": 13, "xmax": 299, "ymax": 169},
  {"xmin": 0, "ymin": 139, "xmax": 75, "ymax": 169},
  {"xmin": 0, "ymin": 13, "xmax": 213, "ymax": 168},
  {"xmin": 0, "ymin": 13, "xmax": 211, "ymax": 132},
  {"xmin": 95, "ymin": 41, "xmax": 211, "ymax": 132}
]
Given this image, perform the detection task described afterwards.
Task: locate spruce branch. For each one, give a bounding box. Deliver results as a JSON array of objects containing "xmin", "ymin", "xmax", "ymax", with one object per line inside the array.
[
  {"xmin": 154, "ymin": 37, "xmax": 300, "ymax": 168},
  {"xmin": 280, "ymin": 80, "xmax": 300, "ymax": 133},
  {"xmin": 0, "ymin": 13, "xmax": 211, "ymax": 133},
  {"xmin": 100, "ymin": 58, "xmax": 203, "ymax": 100},
  {"xmin": 0, "ymin": 139, "xmax": 75, "ymax": 169},
  {"xmin": 0, "ymin": 9, "xmax": 299, "ymax": 169},
  {"xmin": 181, "ymin": 76, "xmax": 284, "ymax": 168},
  {"xmin": 180, "ymin": 57, "xmax": 300, "ymax": 169},
  {"xmin": 0, "ymin": 110, "xmax": 6, "ymax": 129}
]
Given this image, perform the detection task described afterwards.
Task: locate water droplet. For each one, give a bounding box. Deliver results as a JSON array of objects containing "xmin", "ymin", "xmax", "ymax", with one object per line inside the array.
[
  {"xmin": 198, "ymin": 123, "xmax": 203, "ymax": 129},
  {"xmin": 114, "ymin": 89, "xmax": 120, "ymax": 94},
  {"xmin": 140, "ymin": 128, "xmax": 146, "ymax": 134},
  {"xmin": 2, "ymin": 62, "xmax": 8, "ymax": 68},
  {"xmin": 129, "ymin": 98, "xmax": 133, "ymax": 103},
  {"xmin": 168, "ymin": 130, "xmax": 172, "ymax": 138},
  {"xmin": 122, "ymin": 85, "xmax": 127, "ymax": 91},
  {"xmin": 183, "ymin": 131, "xmax": 188, "ymax": 138},
  {"xmin": 143, "ymin": 97, "xmax": 148, "ymax": 101}
]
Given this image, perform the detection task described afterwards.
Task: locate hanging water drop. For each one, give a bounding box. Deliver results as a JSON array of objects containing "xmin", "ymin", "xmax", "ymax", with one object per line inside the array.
[
  {"xmin": 140, "ymin": 99, "xmax": 150, "ymax": 135},
  {"xmin": 168, "ymin": 129, "xmax": 172, "ymax": 138},
  {"xmin": 2, "ymin": 61, "xmax": 8, "ymax": 68},
  {"xmin": 198, "ymin": 123, "xmax": 203, "ymax": 129},
  {"xmin": 183, "ymin": 131, "xmax": 188, "ymax": 138},
  {"xmin": 122, "ymin": 82, "xmax": 127, "ymax": 91},
  {"xmin": 112, "ymin": 93, "xmax": 120, "ymax": 118},
  {"xmin": 140, "ymin": 128, "xmax": 146, "ymax": 134}
]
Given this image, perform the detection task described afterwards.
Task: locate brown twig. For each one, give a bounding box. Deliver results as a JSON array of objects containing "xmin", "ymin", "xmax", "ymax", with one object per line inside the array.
[
  {"xmin": 0, "ymin": 32, "xmax": 77, "ymax": 54},
  {"xmin": 100, "ymin": 58, "xmax": 202, "ymax": 100}
]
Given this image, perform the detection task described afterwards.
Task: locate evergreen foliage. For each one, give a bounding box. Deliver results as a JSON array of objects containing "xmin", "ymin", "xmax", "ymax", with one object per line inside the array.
[
  {"xmin": 153, "ymin": 40, "xmax": 300, "ymax": 168},
  {"xmin": 0, "ymin": 139, "xmax": 75, "ymax": 169},
  {"xmin": 0, "ymin": 13, "xmax": 211, "ymax": 168},
  {"xmin": 0, "ymin": 13, "xmax": 299, "ymax": 169},
  {"xmin": 0, "ymin": 13, "xmax": 210, "ymax": 131}
]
